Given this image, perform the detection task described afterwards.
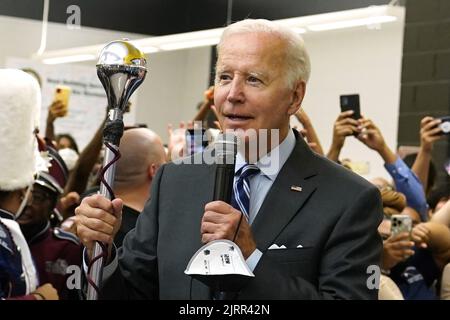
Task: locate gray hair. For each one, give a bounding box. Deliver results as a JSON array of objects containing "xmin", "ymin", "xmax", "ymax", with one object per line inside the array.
[{"xmin": 216, "ymin": 19, "xmax": 311, "ymax": 89}]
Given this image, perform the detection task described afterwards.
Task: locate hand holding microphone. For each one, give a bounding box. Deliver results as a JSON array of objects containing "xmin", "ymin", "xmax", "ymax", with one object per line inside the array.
[
  {"xmin": 185, "ymin": 133, "xmax": 256, "ymax": 296},
  {"xmin": 200, "ymin": 132, "xmax": 257, "ymax": 259},
  {"xmin": 201, "ymin": 201, "xmax": 256, "ymax": 259}
]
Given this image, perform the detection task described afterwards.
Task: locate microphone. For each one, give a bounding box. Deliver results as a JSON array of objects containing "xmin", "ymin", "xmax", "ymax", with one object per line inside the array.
[
  {"xmin": 213, "ymin": 133, "xmax": 237, "ymax": 203},
  {"xmin": 184, "ymin": 133, "xmax": 253, "ymax": 299},
  {"xmin": 211, "ymin": 133, "xmax": 238, "ymax": 300}
]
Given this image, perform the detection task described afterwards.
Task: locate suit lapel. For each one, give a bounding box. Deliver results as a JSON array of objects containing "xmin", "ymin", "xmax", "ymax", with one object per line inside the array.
[
  {"xmin": 251, "ymin": 132, "xmax": 319, "ymax": 251},
  {"xmin": 188, "ymin": 138, "xmax": 319, "ymax": 297}
]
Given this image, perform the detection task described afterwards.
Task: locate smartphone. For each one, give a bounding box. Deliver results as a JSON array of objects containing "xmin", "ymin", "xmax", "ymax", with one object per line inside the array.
[
  {"xmin": 340, "ymin": 94, "xmax": 361, "ymax": 120},
  {"xmin": 391, "ymin": 214, "xmax": 412, "ymax": 237},
  {"xmin": 53, "ymin": 85, "xmax": 71, "ymax": 116},
  {"xmin": 438, "ymin": 116, "xmax": 450, "ymax": 135},
  {"xmin": 186, "ymin": 128, "xmax": 209, "ymax": 156}
]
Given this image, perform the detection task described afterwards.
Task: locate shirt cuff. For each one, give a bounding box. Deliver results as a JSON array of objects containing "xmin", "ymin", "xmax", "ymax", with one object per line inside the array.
[
  {"xmin": 384, "ymin": 156, "xmax": 409, "ymax": 179},
  {"xmin": 246, "ymin": 248, "xmax": 263, "ymax": 272},
  {"xmin": 82, "ymin": 243, "xmax": 118, "ymax": 282}
]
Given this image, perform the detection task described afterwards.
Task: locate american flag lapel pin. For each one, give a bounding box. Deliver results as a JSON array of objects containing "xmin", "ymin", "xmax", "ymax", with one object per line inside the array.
[{"xmin": 290, "ymin": 185, "xmax": 302, "ymax": 192}]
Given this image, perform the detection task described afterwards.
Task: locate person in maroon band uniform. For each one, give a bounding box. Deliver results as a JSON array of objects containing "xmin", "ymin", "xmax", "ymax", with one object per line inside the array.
[{"xmin": 18, "ymin": 165, "xmax": 82, "ymax": 300}]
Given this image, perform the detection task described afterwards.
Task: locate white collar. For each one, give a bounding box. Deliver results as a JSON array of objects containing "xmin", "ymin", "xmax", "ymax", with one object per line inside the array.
[{"xmin": 235, "ymin": 129, "xmax": 296, "ymax": 180}]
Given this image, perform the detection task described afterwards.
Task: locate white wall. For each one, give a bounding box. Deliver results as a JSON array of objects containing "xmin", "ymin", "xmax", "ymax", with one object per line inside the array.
[
  {"xmin": 0, "ymin": 15, "xmax": 146, "ymax": 148},
  {"xmin": 0, "ymin": 12, "xmax": 405, "ymax": 181},
  {"xmin": 135, "ymin": 47, "xmax": 211, "ymax": 143},
  {"xmin": 0, "ymin": 15, "xmax": 148, "ymax": 63},
  {"xmin": 0, "ymin": 15, "xmax": 211, "ymax": 146},
  {"xmin": 294, "ymin": 13, "xmax": 405, "ymax": 181}
]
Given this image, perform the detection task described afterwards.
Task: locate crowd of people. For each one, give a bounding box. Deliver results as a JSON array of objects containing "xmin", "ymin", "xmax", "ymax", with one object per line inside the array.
[{"xmin": 1, "ymin": 18, "xmax": 449, "ymax": 300}]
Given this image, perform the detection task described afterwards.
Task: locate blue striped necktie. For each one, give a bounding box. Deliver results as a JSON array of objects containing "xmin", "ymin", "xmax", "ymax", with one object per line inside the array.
[{"xmin": 231, "ymin": 164, "xmax": 261, "ymax": 221}]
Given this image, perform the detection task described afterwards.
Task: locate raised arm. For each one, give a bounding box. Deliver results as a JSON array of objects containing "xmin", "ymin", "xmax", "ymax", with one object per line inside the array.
[
  {"xmin": 411, "ymin": 221, "xmax": 450, "ymax": 268},
  {"xmin": 431, "ymin": 199, "xmax": 450, "ymax": 227},
  {"xmin": 412, "ymin": 116, "xmax": 444, "ymax": 193},
  {"xmin": 64, "ymin": 117, "xmax": 106, "ymax": 196},
  {"xmin": 358, "ymin": 118, "xmax": 428, "ymax": 221},
  {"xmin": 193, "ymin": 86, "xmax": 214, "ymax": 122},
  {"xmin": 45, "ymin": 101, "xmax": 66, "ymax": 143},
  {"xmin": 294, "ymin": 109, "xmax": 324, "ymax": 156},
  {"xmin": 326, "ymin": 111, "xmax": 360, "ymax": 162}
]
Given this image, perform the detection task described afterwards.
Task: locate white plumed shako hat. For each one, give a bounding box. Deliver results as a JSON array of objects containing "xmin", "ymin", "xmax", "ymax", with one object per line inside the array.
[{"xmin": 0, "ymin": 69, "xmax": 41, "ymax": 191}]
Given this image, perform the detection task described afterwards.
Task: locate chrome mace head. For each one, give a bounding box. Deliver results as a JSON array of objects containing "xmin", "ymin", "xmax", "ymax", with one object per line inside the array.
[{"xmin": 96, "ymin": 40, "xmax": 147, "ymax": 112}]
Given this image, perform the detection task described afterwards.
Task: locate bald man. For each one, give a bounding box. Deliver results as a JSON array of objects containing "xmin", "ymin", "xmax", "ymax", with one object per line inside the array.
[{"xmin": 113, "ymin": 128, "xmax": 166, "ymax": 247}]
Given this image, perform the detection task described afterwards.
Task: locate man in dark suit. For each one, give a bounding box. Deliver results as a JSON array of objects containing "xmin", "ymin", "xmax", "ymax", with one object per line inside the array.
[{"xmin": 75, "ymin": 19, "xmax": 383, "ymax": 299}]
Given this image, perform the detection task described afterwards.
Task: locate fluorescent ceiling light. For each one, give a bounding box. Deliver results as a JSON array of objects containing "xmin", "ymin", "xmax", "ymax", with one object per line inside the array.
[
  {"xmin": 159, "ymin": 37, "xmax": 220, "ymax": 51},
  {"xmin": 42, "ymin": 54, "xmax": 96, "ymax": 64},
  {"xmin": 292, "ymin": 27, "xmax": 307, "ymax": 34},
  {"xmin": 140, "ymin": 46, "xmax": 159, "ymax": 53},
  {"xmin": 35, "ymin": 5, "xmax": 404, "ymax": 64},
  {"xmin": 308, "ymin": 15, "xmax": 397, "ymax": 31}
]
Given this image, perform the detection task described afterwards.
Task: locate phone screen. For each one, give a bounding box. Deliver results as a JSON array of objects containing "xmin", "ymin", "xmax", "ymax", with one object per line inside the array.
[
  {"xmin": 340, "ymin": 94, "xmax": 361, "ymax": 120},
  {"xmin": 186, "ymin": 129, "xmax": 208, "ymax": 155}
]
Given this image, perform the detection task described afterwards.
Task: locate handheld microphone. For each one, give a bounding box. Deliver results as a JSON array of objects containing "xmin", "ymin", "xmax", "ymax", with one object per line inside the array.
[
  {"xmin": 185, "ymin": 133, "xmax": 252, "ymax": 300},
  {"xmin": 213, "ymin": 133, "xmax": 237, "ymax": 202},
  {"xmin": 211, "ymin": 133, "xmax": 238, "ymax": 300}
]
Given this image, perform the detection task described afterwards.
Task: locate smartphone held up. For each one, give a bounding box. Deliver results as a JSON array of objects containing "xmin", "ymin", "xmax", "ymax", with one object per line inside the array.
[
  {"xmin": 391, "ymin": 214, "xmax": 412, "ymax": 237},
  {"xmin": 340, "ymin": 94, "xmax": 361, "ymax": 120},
  {"xmin": 52, "ymin": 85, "xmax": 71, "ymax": 117}
]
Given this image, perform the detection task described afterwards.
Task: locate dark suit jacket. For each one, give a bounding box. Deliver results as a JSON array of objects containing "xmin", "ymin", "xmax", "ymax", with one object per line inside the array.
[{"xmin": 101, "ymin": 131, "xmax": 383, "ymax": 299}]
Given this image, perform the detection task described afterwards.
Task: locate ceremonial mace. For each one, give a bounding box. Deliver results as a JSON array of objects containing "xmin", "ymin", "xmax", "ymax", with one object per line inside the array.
[{"xmin": 87, "ymin": 40, "xmax": 147, "ymax": 300}]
